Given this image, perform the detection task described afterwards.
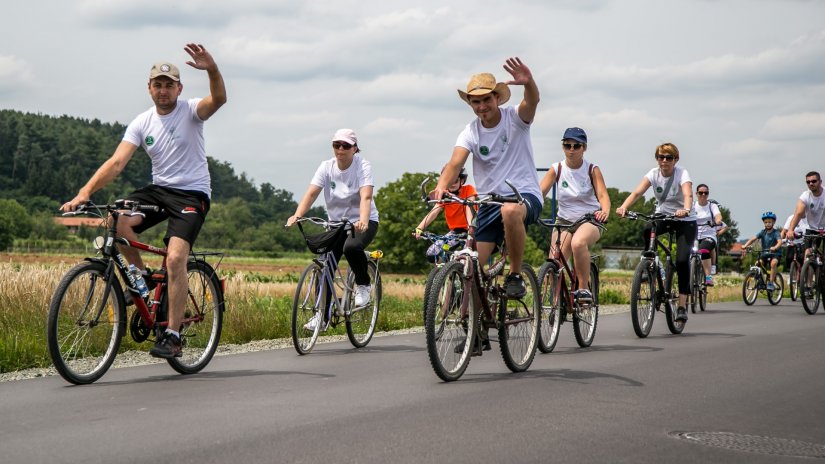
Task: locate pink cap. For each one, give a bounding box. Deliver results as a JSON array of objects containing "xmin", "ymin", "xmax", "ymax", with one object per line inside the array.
[{"xmin": 332, "ymin": 128, "xmax": 357, "ymax": 145}]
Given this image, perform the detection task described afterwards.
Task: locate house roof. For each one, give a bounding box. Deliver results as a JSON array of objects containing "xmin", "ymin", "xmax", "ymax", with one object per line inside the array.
[{"xmin": 53, "ymin": 217, "xmax": 105, "ymax": 227}]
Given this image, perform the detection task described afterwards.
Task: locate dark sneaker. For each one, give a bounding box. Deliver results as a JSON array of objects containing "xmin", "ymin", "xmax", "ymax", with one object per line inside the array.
[
  {"xmin": 675, "ymin": 306, "xmax": 688, "ymax": 322},
  {"xmin": 573, "ymin": 289, "xmax": 593, "ymax": 303},
  {"xmin": 150, "ymin": 332, "xmax": 182, "ymax": 359},
  {"xmin": 504, "ymin": 273, "xmax": 527, "ymax": 299}
]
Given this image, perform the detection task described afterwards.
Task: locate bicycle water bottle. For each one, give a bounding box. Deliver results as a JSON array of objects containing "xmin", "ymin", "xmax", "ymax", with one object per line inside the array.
[
  {"xmin": 655, "ymin": 256, "xmax": 666, "ymax": 281},
  {"xmin": 128, "ymin": 264, "xmax": 149, "ymax": 299}
]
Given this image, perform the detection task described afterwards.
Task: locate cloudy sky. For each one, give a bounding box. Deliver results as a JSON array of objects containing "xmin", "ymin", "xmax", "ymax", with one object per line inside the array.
[{"xmin": 2, "ymin": 0, "xmax": 824, "ymax": 235}]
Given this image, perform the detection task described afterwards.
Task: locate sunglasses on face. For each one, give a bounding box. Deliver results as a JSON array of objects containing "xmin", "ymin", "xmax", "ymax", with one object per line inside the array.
[
  {"xmin": 806, "ymin": 179, "xmax": 820, "ymax": 185},
  {"xmin": 562, "ymin": 143, "xmax": 583, "ymax": 150},
  {"xmin": 656, "ymin": 154, "xmax": 676, "ymax": 161},
  {"xmin": 696, "ymin": 191, "xmax": 709, "ymax": 195},
  {"xmin": 332, "ymin": 141, "xmax": 353, "ymax": 150}
]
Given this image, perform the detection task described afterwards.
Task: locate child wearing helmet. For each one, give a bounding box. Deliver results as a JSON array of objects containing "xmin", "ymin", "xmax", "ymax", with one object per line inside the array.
[{"xmin": 742, "ymin": 212, "xmax": 782, "ymax": 291}]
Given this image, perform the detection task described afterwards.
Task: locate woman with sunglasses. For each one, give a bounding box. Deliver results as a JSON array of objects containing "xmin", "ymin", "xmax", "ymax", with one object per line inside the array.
[
  {"xmin": 539, "ymin": 127, "xmax": 610, "ymax": 301},
  {"xmin": 287, "ymin": 129, "xmax": 380, "ymax": 318},
  {"xmin": 616, "ymin": 142, "xmax": 697, "ymax": 323},
  {"xmin": 693, "ymin": 184, "xmax": 727, "ymax": 286}
]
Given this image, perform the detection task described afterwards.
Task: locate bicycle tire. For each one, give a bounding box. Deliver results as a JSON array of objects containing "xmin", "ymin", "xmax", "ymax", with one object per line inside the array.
[
  {"xmin": 291, "ymin": 262, "xmax": 325, "ymax": 354},
  {"xmin": 536, "ymin": 261, "xmax": 561, "ymax": 353},
  {"xmin": 789, "ymin": 260, "xmax": 799, "ymax": 302},
  {"xmin": 498, "ymin": 264, "xmax": 540, "ymax": 372},
  {"xmin": 425, "ymin": 261, "xmax": 474, "ymax": 382},
  {"xmin": 664, "ymin": 263, "xmax": 685, "ymax": 335},
  {"xmin": 689, "ymin": 257, "xmax": 700, "ymax": 314},
  {"xmin": 166, "ymin": 260, "xmax": 224, "ymax": 375},
  {"xmin": 800, "ymin": 260, "xmax": 820, "ymax": 315},
  {"xmin": 698, "ymin": 264, "xmax": 708, "ymax": 312},
  {"xmin": 629, "ymin": 261, "xmax": 655, "ymax": 338},
  {"xmin": 47, "ymin": 261, "xmax": 126, "ymax": 385},
  {"xmin": 572, "ymin": 263, "xmax": 599, "ymax": 348},
  {"xmin": 422, "ymin": 266, "xmax": 439, "ymax": 321},
  {"xmin": 742, "ymin": 271, "xmax": 759, "ymax": 306},
  {"xmin": 767, "ymin": 272, "xmax": 784, "ymax": 306},
  {"xmin": 346, "ymin": 261, "xmax": 381, "ymax": 348}
]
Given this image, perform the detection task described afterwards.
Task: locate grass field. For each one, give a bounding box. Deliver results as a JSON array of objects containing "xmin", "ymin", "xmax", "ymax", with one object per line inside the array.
[{"xmin": 0, "ymin": 252, "xmax": 747, "ymax": 373}]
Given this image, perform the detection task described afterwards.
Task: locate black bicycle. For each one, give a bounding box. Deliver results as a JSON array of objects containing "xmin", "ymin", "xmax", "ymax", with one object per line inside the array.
[{"xmin": 800, "ymin": 230, "xmax": 825, "ymax": 314}]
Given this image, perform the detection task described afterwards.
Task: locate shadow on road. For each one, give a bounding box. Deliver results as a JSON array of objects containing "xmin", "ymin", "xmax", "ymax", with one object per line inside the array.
[
  {"xmin": 83, "ymin": 369, "xmax": 336, "ymax": 386},
  {"xmin": 645, "ymin": 331, "xmax": 744, "ymax": 339},
  {"xmin": 552, "ymin": 344, "xmax": 664, "ymax": 354},
  {"xmin": 311, "ymin": 344, "xmax": 425, "ymax": 356},
  {"xmin": 457, "ymin": 368, "xmax": 644, "ymax": 387}
]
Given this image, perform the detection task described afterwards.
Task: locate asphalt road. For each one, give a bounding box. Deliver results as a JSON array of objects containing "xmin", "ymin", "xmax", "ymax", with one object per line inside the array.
[{"xmin": 2, "ymin": 299, "xmax": 825, "ymax": 464}]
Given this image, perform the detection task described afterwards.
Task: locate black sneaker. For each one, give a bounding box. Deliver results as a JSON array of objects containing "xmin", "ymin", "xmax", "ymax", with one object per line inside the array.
[
  {"xmin": 675, "ymin": 306, "xmax": 688, "ymax": 322},
  {"xmin": 505, "ymin": 273, "xmax": 527, "ymax": 299},
  {"xmin": 149, "ymin": 332, "xmax": 182, "ymax": 359},
  {"xmin": 573, "ymin": 289, "xmax": 593, "ymax": 303}
]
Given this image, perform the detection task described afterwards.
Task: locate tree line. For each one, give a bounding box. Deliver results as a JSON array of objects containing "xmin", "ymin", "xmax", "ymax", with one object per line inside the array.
[{"xmin": 0, "ymin": 109, "xmax": 739, "ymax": 272}]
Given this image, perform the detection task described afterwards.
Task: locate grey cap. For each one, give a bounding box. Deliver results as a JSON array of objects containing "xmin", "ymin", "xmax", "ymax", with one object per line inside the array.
[{"xmin": 149, "ymin": 62, "xmax": 180, "ymax": 81}]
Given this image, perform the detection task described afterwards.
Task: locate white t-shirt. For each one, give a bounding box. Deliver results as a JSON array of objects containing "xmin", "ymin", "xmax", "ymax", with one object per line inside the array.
[
  {"xmin": 800, "ymin": 189, "xmax": 825, "ymax": 229},
  {"xmin": 645, "ymin": 166, "xmax": 695, "ymax": 221},
  {"xmin": 123, "ymin": 98, "xmax": 211, "ymax": 197},
  {"xmin": 311, "ymin": 155, "xmax": 379, "ymax": 223},
  {"xmin": 455, "ymin": 106, "xmax": 543, "ymax": 203},
  {"xmin": 693, "ymin": 200, "xmax": 722, "ymax": 240},
  {"xmin": 783, "ymin": 214, "xmax": 809, "ymax": 245},
  {"xmin": 551, "ymin": 160, "xmax": 601, "ymax": 222}
]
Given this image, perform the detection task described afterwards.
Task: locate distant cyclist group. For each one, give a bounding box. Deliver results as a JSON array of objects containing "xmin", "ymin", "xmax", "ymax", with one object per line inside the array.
[{"xmin": 52, "ymin": 44, "xmax": 824, "ymax": 384}]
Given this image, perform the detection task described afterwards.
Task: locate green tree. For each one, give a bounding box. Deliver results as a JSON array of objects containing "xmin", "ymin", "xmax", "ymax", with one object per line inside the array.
[{"xmin": 0, "ymin": 199, "xmax": 32, "ymax": 249}]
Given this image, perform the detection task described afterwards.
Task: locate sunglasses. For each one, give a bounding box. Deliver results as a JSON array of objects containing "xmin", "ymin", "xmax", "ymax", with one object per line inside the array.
[
  {"xmin": 696, "ymin": 191, "xmax": 709, "ymax": 195},
  {"xmin": 806, "ymin": 179, "xmax": 820, "ymax": 185},
  {"xmin": 656, "ymin": 154, "xmax": 676, "ymax": 161},
  {"xmin": 562, "ymin": 143, "xmax": 583, "ymax": 150},
  {"xmin": 332, "ymin": 141, "xmax": 353, "ymax": 150}
]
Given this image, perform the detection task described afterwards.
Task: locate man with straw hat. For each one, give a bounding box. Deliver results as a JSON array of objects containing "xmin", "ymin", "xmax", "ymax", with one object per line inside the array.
[{"xmin": 432, "ymin": 57, "xmax": 542, "ymax": 299}]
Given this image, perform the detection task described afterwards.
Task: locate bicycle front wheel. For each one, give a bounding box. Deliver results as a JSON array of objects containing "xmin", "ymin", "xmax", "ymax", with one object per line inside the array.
[
  {"xmin": 291, "ymin": 262, "xmax": 324, "ymax": 354},
  {"xmin": 572, "ymin": 262, "xmax": 600, "ymax": 348},
  {"xmin": 800, "ymin": 261, "xmax": 820, "ymax": 315},
  {"xmin": 742, "ymin": 271, "xmax": 759, "ymax": 306},
  {"xmin": 346, "ymin": 261, "xmax": 382, "ymax": 348},
  {"xmin": 629, "ymin": 261, "xmax": 655, "ymax": 338},
  {"xmin": 689, "ymin": 257, "xmax": 700, "ymax": 314},
  {"xmin": 422, "ymin": 266, "xmax": 439, "ymax": 321},
  {"xmin": 664, "ymin": 265, "xmax": 684, "ymax": 335},
  {"xmin": 167, "ymin": 260, "xmax": 224, "ymax": 375},
  {"xmin": 498, "ymin": 264, "xmax": 540, "ymax": 372},
  {"xmin": 789, "ymin": 260, "xmax": 799, "ymax": 302},
  {"xmin": 425, "ymin": 261, "xmax": 473, "ymax": 382},
  {"xmin": 767, "ymin": 273, "xmax": 784, "ymax": 306},
  {"xmin": 536, "ymin": 261, "xmax": 561, "ymax": 353},
  {"xmin": 47, "ymin": 261, "xmax": 126, "ymax": 385}
]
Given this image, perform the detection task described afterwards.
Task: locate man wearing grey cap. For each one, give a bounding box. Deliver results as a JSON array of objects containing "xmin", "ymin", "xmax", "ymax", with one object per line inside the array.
[{"xmin": 61, "ymin": 43, "xmax": 227, "ymax": 359}]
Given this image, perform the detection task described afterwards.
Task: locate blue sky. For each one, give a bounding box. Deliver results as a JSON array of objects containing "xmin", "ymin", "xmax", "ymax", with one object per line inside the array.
[{"xmin": 2, "ymin": 0, "xmax": 824, "ymax": 235}]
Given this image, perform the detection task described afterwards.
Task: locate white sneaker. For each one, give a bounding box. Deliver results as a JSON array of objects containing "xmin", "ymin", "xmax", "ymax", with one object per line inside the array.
[
  {"xmin": 303, "ymin": 313, "xmax": 327, "ymax": 332},
  {"xmin": 354, "ymin": 285, "xmax": 371, "ymax": 307}
]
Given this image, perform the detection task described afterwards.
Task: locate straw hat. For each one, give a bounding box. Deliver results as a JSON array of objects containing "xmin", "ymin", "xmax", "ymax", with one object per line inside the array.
[{"xmin": 457, "ymin": 73, "xmax": 511, "ymax": 105}]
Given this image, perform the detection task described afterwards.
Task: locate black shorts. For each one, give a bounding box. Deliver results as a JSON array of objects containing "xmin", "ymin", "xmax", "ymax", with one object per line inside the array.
[
  {"xmin": 475, "ymin": 193, "xmax": 542, "ymax": 245},
  {"xmin": 125, "ymin": 185, "xmax": 211, "ymax": 246}
]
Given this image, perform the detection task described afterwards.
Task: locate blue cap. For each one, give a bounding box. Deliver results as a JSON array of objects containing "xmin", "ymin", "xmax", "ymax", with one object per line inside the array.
[{"xmin": 562, "ymin": 127, "xmax": 587, "ymax": 144}]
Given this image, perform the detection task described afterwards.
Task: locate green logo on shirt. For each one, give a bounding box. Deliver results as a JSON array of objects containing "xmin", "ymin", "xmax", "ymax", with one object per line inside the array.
[
  {"xmin": 145, "ymin": 136, "xmax": 155, "ymax": 146},
  {"xmin": 331, "ymin": 181, "xmax": 336, "ymax": 190},
  {"xmin": 656, "ymin": 187, "xmax": 663, "ymax": 193},
  {"xmin": 480, "ymin": 146, "xmax": 490, "ymax": 156},
  {"xmin": 561, "ymin": 180, "xmax": 569, "ymax": 188}
]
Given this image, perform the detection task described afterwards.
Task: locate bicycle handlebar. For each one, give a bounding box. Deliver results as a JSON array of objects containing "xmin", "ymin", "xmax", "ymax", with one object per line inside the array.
[
  {"xmin": 623, "ymin": 211, "xmax": 679, "ymax": 222},
  {"xmin": 538, "ymin": 212, "xmax": 607, "ymax": 231},
  {"xmin": 61, "ymin": 200, "xmax": 160, "ymax": 217}
]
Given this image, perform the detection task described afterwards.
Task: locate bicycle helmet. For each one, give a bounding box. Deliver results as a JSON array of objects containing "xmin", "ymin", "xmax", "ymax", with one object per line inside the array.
[{"xmin": 761, "ymin": 211, "xmax": 776, "ymax": 220}]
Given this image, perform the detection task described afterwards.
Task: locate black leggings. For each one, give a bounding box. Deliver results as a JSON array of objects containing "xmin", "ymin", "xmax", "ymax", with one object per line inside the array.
[
  {"xmin": 332, "ymin": 220, "xmax": 379, "ymax": 286},
  {"xmin": 643, "ymin": 220, "xmax": 697, "ymax": 295}
]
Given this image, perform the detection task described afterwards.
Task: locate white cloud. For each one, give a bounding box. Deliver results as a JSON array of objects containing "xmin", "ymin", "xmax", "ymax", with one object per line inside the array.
[
  {"xmin": 364, "ymin": 117, "xmax": 423, "ymax": 133},
  {"xmin": 0, "ymin": 55, "xmax": 32, "ymax": 94},
  {"xmin": 77, "ymin": 0, "xmax": 298, "ymax": 28},
  {"xmin": 762, "ymin": 112, "xmax": 825, "ymax": 141}
]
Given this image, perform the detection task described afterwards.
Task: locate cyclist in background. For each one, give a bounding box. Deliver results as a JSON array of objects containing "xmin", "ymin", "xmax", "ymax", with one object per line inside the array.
[
  {"xmin": 60, "ymin": 44, "xmax": 227, "ymax": 359},
  {"xmin": 693, "ymin": 184, "xmax": 726, "ymax": 286},
  {"xmin": 742, "ymin": 212, "xmax": 782, "ymax": 291},
  {"xmin": 787, "ymin": 171, "xmax": 825, "ymax": 256},
  {"xmin": 616, "ymin": 142, "xmax": 696, "ymax": 323},
  {"xmin": 287, "ymin": 129, "xmax": 379, "ymax": 331},
  {"xmin": 781, "ymin": 212, "xmax": 808, "ymax": 272},
  {"xmin": 415, "ymin": 166, "xmax": 477, "ymax": 261},
  {"xmin": 539, "ymin": 127, "xmax": 610, "ymax": 301},
  {"xmin": 432, "ymin": 57, "xmax": 543, "ymax": 299}
]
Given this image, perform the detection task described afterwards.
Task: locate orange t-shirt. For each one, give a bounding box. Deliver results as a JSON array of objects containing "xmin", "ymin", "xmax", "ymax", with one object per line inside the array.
[{"xmin": 444, "ymin": 184, "xmax": 477, "ymax": 230}]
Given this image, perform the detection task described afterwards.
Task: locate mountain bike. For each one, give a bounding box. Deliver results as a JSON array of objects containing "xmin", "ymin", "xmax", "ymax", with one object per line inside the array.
[
  {"xmin": 741, "ymin": 249, "xmax": 784, "ymax": 306},
  {"xmin": 800, "ymin": 229, "xmax": 825, "ymax": 314},
  {"xmin": 536, "ymin": 213, "xmax": 604, "ymax": 352},
  {"xmin": 290, "ymin": 217, "xmax": 383, "ymax": 354},
  {"xmin": 623, "ymin": 212, "xmax": 684, "ymax": 337},
  {"xmin": 47, "ymin": 200, "xmax": 225, "ymax": 385},
  {"xmin": 422, "ymin": 179, "xmax": 540, "ymax": 382},
  {"xmin": 415, "ymin": 230, "xmax": 466, "ymax": 320}
]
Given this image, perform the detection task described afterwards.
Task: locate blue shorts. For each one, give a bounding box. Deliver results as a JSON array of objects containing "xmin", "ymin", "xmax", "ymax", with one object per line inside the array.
[{"xmin": 475, "ymin": 193, "xmax": 542, "ymax": 245}]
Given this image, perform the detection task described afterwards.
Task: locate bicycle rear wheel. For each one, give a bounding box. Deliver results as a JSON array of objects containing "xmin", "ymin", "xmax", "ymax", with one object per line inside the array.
[
  {"xmin": 167, "ymin": 260, "xmax": 224, "ymax": 375},
  {"xmin": 425, "ymin": 261, "xmax": 474, "ymax": 382},
  {"xmin": 742, "ymin": 271, "xmax": 758, "ymax": 306},
  {"xmin": 346, "ymin": 261, "xmax": 381, "ymax": 348},
  {"xmin": 536, "ymin": 261, "xmax": 561, "ymax": 353},
  {"xmin": 47, "ymin": 261, "xmax": 126, "ymax": 385},
  {"xmin": 629, "ymin": 261, "xmax": 655, "ymax": 338},
  {"xmin": 664, "ymin": 264, "xmax": 685, "ymax": 335},
  {"xmin": 800, "ymin": 261, "xmax": 820, "ymax": 315},
  {"xmin": 499, "ymin": 264, "xmax": 540, "ymax": 372},
  {"xmin": 689, "ymin": 257, "xmax": 701, "ymax": 314},
  {"xmin": 767, "ymin": 273, "xmax": 784, "ymax": 306},
  {"xmin": 291, "ymin": 262, "xmax": 324, "ymax": 354},
  {"xmin": 572, "ymin": 263, "xmax": 599, "ymax": 347},
  {"xmin": 789, "ymin": 260, "xmax": 799, "ymax": 302}
]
